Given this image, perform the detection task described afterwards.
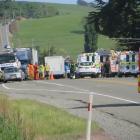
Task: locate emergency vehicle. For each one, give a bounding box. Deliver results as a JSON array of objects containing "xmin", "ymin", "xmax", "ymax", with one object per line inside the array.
[
  {"xmin": 109, "ymin": 50, "xmax": 119, "ymax": 76},
  {"xmin": 96, "ymin": 49, "xmax": 111, "ymax": 77},
  {"xmin": 76, "ymin": 53, "xmax": 101, "ymax": 78},
  {"xmin": 118, "ymin": 51, "xmax": 138, "ymax": 77},
  {"xmin": 78, "ymin": 50, "xmax": 119, "ymax": 77}
]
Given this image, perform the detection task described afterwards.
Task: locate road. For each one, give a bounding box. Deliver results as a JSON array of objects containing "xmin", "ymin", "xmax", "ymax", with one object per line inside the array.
[
  {"xmin": 0, "ymin": 77, "xmax": 140, "ymax": 140},
  {"xmin": 0, "ymin": 24, "xmax": 10, "ymax": 51}
]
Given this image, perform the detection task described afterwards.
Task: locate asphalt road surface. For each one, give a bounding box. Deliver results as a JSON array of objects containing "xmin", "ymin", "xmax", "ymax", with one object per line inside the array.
[
  {"xmin": 0, "ymin": 77, "xmax": 140, "ymax": 140},
  {"xmin": 0, "ymin": 24, "xmax": 9, "ymax": 51}
]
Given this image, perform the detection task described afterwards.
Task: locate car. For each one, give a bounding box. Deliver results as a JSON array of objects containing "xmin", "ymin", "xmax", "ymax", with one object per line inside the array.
[
  {"xmin": 3, "ymin": 67, "xmax": 25, "ymax": 83},
  {"xmin": 76, "ymin": 62, "xmax": 100, "ymax": 78}
]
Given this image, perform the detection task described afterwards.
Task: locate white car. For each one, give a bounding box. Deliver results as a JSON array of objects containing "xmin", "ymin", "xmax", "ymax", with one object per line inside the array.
[
  {"xmin": 3, "ymin": 67, "xmax": 25, "ymax": 83},
  {"xmin": 76, "ymin": 62, "xmax": 100, "ymax": 78}
]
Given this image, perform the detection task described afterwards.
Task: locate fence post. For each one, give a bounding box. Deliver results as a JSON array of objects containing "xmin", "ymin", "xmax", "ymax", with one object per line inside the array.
[{"xmin": 86, "ymin": 94, "xmax": 93, "ymax": 140}]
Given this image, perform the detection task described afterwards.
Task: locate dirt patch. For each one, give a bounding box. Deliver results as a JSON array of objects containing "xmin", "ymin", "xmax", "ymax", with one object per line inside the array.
[
  {"xmin": 91, "ymin": 132, "xmax": 113, "ymax": 140},
  {"xmin": 35, "ymin": 132, "xmax": 113, "ymax": 140},
  {"xmin": 78, "ymin": 132, "xmax": 113, "ymax": 140}
]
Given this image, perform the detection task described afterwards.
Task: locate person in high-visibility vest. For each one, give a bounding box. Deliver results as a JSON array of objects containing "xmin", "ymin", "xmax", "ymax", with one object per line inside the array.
[
  {"xmin": 34, "ymin": 63, "xmax": 39, "ymax": 80},
  {"xmin": 39, "ymin": 64, "xmax": 45, "ymax": 79},
  {"xmin": 27, "ymin": 64, "xmax": 30, "ymax": 79},
  {"xmin": 28, "ymin": 64, "xmax": 34, "ymax": 80},
  {"xmin": 45, "ymin": 63, "xmax": 50, "ymax": 79}
]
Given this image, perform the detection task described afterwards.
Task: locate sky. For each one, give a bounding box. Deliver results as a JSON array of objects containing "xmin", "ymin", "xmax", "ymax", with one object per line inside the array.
[{"xmin": 16, "ymin": 0, "xmax": 108, "ymax": 4}]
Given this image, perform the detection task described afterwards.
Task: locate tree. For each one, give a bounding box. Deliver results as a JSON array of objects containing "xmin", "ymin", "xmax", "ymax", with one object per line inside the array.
[
  {"xmin": 0, "ymin": 0, "xmax": 16, "ymax": 23},
  {"xmin": 84, "ymin": 11, "xmax": 98, "ymax": 53},
  {"xmin": 87, "ymin": 0, "xmax": 140, "ymax": 51},
  {"xmin": 84, "ymin": 23, "xmax": 98, "ymax": 52}
]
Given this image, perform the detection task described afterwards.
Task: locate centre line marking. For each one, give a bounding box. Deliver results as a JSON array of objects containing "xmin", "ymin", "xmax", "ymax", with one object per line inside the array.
[{"xmin": 2, "ymin": 83, "xmax": 140, "ymax": 105}]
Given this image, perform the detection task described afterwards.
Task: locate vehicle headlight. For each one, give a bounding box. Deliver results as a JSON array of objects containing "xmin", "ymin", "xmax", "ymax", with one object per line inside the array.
[{"xmin": 16, "ymin": 73, "xmax": 21, "ymax": 78}]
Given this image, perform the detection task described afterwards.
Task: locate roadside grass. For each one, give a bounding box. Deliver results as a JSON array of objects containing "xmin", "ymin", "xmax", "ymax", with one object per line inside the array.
[
  {"xmin": 13, "ymin": 3, "xmax": 116, "ymax": 59},
  {"xmin": 0, "ymin": 95, "xmax": 35, "ymax": 140},
  {"xmin": 0, "ymin": 95, "xmax": 101, "ymax": 140}
]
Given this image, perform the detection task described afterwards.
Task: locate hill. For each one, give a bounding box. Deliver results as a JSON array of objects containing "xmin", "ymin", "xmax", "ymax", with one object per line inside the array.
[{"xmin": 13, "ymin": 3, "xmax": 116, "ymax": 60}]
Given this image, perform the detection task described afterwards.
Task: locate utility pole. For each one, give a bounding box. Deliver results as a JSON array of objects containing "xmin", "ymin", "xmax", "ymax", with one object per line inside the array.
[
  {"xmin": 86, "ymin": 94, "xmax": 93, "ymax": 140},
  {"xmin": 0, "ymin": 24, "xmax": 3, "ymax": 50}
]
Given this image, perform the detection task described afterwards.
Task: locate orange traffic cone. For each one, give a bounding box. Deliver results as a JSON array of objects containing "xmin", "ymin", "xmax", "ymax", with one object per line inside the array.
[{"xmin": 50, "ymin": 72, "xmax": 54, "ymax": 80}]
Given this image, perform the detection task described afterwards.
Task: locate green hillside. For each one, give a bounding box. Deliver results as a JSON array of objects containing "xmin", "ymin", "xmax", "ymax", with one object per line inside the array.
[{"xmin": 13, "ymin": 3, "xmax": 116, "ymax": 59}]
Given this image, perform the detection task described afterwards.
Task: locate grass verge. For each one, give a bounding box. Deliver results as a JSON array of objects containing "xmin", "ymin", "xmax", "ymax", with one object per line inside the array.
[{"xmin": 0, "ymin": 94, "xmax": 101, "ymax": 140}]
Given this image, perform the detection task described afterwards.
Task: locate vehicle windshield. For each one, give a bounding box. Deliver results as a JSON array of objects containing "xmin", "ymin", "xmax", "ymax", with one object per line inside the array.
[
  {"xmin": 20, "ymin": 60, "xmax": 29, "ymax": 65},
  {"xmin": 4, "ymin": 67, "xmax": 19, "ymax": 73},
  {"xmin": 0, "ymin": 54, "xmax": 16, "ymax": 64},
  {"xmin": 80, "ymin": 62, "xmax": 93, "ymax": 66}
]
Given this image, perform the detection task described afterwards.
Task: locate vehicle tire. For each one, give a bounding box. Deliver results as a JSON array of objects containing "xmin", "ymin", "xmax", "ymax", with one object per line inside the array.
[
  {"xmin": 4, "ymin": 80, "xmax": 7, "ymax": 83},
  {"xmin": 118, "ymin": 73, "xmax": 122, "ymax": 77},
  {"xmin": 18, "ymin": 78, "xmax": 22, "ymax": 81}
]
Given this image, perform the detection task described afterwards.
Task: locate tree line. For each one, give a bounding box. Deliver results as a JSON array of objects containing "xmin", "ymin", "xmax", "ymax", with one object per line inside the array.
[
  {"xmin": 0, "ymin": 0, "xmax": 59, "ymax": 22},
  {"xmin": 84, "ymin": 0, "xmax": 140, "ymax": 52}
]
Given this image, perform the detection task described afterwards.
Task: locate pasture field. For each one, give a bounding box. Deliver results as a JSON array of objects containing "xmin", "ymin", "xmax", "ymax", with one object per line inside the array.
[{"xmin": 13, "ymin": 3, "xmax": 116, "ymax": 59}]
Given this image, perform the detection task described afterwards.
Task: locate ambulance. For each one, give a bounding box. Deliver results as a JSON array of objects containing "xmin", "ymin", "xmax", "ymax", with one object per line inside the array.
[{"xmin": 118, "ymin": 51, "xmax": 138, "ymax": 77}]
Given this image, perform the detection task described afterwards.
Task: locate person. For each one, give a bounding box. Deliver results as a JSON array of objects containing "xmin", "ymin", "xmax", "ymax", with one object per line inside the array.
[
  {"xmin": 64, "ymin": 61, "xmax": 70, "ymax": 78},
  {"xmin": 45, "ymin": 63, "xmax": 50, "ymax": 79},
  {"xmin": 39, "ymin": 64, "xmax": 45, "ymax": 79},
  {"xmin": 28, "ymin": 63, "xmax": 34, "ymax": 80},
  {"xmin": 34, "ymin": 63, "xmax": 39, "ymax": 80},
  {"xmin": 104, "ymin": 60, "xmax": 110, "ymax": 77},
  {"xmin": 70, "ymin": 61, "xmax": 76, "ymax": 79},
  {"xmin": 27, "ymin": 64, "xmax": 30, "ymax": 79},
  {"xmin": 101, "ymin": 62, "xmax": 105, "ymax": 78}
]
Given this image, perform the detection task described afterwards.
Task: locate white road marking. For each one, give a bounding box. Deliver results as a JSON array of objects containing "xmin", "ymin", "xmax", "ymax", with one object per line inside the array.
[
  {"xmin": 2, "ymin": 84, "xmax": 10, "ymax": 89},
  {"xmin": 35, "ymin": 80, "xmax": 89, "ymax": 92},
  {"xmin": 2, "ymin": 83, "xmax": 140, "ymax": 104},
  {"xmin": 91, "ymin": 92, "xmax": 140, "ymax": 104}
]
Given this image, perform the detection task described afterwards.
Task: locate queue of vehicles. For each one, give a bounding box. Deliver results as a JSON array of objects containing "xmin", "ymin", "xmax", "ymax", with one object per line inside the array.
[
  {"xmin": 0, "ymin": 47, "xmax": 139, "ymax": 83},
  {"xmin": 0, "ymin": 47, "xmax": 38, "ymax": 82},
  {"xmin": 75, "ymin": 50, "xmax": 139, "ymax": 78}
]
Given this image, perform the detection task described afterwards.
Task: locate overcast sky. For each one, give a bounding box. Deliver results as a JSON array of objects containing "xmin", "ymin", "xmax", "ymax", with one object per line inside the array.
[{"xmin": 16, "ymin": 0, "xmax": 108, "ymax": 4}]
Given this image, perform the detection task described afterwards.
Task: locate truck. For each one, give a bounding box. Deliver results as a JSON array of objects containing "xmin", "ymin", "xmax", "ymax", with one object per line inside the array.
[
  {"xmin": 14, "ymin": 48, "xmax": 38, "ymax": 78},
  {"xmin": 44, "ymin": 56, "xmax": 65, "ymax": 78},
  {"xmin": 0, "ymin": 50, "xmax": 21, "ymax": 70}
]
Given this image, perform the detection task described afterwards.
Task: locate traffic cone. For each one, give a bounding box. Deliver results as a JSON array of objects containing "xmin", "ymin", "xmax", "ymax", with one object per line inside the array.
[{"xmin": 50, "ymin": 72, "xmax": 54, "ymax": 80}]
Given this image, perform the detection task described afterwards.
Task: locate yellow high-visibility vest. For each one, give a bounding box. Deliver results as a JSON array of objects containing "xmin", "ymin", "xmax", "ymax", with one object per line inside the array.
[{"xmin": 45, "ymin": 65, "xmax": 50, "ymax": 71}]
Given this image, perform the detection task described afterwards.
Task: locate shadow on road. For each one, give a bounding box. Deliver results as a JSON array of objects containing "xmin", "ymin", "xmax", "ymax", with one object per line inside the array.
[{"xmin": 69, "ymin": 99, "xmax": 140, "ymax": 109}]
